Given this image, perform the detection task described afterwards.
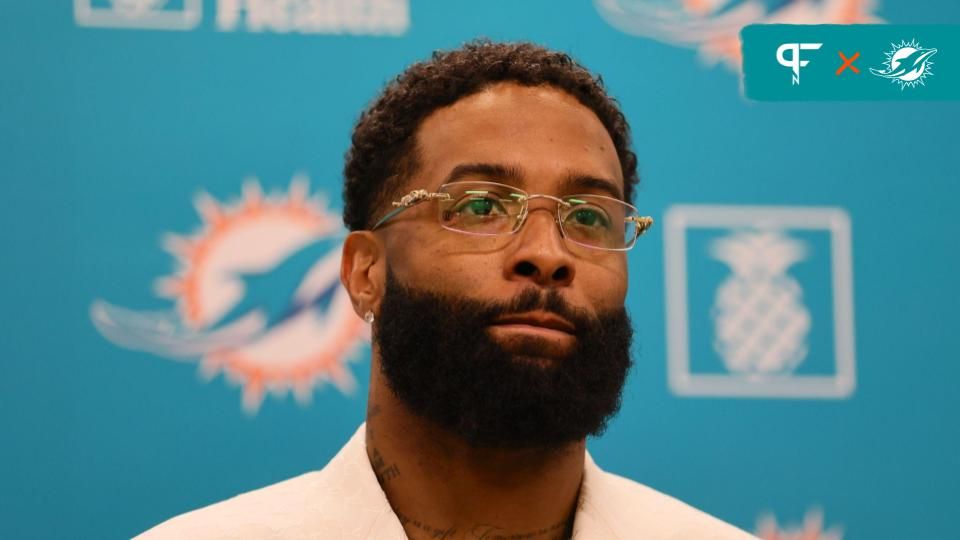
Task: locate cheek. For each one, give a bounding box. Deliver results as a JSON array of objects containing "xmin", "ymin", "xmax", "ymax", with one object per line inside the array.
[
  {"xmin": 582, "ymin": 258, "xmax": 628, "ymax": 308},
  {"xmin": 385, "ymin": 225, "xmax": 504, "ymax": 294}
]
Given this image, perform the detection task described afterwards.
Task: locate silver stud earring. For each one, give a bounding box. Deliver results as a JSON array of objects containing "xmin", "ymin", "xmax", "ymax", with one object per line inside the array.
[{"xmin": 363, "ymin": 310, "xmax": 375, "ymax": 324}]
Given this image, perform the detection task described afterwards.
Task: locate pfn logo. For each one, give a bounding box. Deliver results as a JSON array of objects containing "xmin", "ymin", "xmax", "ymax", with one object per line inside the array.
[{"xmin": 777, "ymin": 43, "xmax": 823, "ymax": 85}]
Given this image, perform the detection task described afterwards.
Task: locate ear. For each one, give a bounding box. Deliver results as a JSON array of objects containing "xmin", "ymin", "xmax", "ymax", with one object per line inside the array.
[{"xmin": 340, "ymin": 231, "xmax": 386, "ymax": 318}]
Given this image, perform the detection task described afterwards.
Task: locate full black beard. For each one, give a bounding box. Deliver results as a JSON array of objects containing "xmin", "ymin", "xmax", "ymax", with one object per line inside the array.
[{"xmin": 374, "ymin": 267, "xmax": 634, "ymax": 449}]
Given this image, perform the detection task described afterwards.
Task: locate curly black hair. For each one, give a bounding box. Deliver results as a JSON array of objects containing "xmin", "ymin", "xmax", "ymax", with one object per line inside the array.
[{"xmin": 342, "ymin": 40, "xmax": 639, "ymax": 231}]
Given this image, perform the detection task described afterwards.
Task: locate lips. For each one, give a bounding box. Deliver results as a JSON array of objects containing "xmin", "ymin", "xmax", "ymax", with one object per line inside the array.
[{"xmin": 491, "ymin": 311, "xmax": 576, "ymax": 335}]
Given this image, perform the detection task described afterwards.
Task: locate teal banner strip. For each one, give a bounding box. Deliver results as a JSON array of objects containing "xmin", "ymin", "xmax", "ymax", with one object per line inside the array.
[{"xmin": 742, "ymin": 24, "xmax": 960, "ymax": 101}]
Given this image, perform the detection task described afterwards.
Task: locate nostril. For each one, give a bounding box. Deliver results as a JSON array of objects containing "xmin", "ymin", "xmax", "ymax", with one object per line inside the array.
[
  {"xmin": 515, "ymin": 261, "xmax": 538, "ymax": 277},
  {"xmin": 552, "ymin": 267, "xmax": 569, "ymax": 282}
]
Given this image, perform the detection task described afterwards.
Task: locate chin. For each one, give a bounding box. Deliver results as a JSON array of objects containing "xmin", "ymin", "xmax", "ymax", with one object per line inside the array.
[{"xmin": 509, "ymin": 354, "xmax": 562, "ymax": 369}]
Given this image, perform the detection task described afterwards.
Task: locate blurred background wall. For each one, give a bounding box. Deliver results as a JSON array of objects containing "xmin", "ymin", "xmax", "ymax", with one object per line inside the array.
[{"xmin": 1, "ymin": 1, "xmax": 958, "ymax": 538}]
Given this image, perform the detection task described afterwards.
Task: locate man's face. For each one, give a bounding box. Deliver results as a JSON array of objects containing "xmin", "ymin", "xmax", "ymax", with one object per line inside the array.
[
  {"xmin": 381, "ymin": 82, "xmax": 629, "ymax": 323},
  {"xmin": 372, "ymin": 82, "xmax": 633, "ymax": 448}
]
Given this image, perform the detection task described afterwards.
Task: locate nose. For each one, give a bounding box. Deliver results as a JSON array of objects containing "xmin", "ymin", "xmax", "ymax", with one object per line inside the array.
[{"xmin": 503, "ymin": 206, "xmax": 575, "ymax": 288}]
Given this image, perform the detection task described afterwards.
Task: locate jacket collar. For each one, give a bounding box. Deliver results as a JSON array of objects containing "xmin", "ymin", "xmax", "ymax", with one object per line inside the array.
[{"xmin": 338, "ymin": 423, "xmax": 618, "ymax": 539}]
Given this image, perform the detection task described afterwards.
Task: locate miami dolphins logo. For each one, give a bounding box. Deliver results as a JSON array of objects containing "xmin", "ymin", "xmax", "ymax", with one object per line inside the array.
[
  {"xmin": 91, "ymin": 174, "xmax": 369, "ymax": 413},
  {"xmin": 594, "ymin": 0, "xmax": 881, "ymax": 72},
  {"xmin": 870, "ymin": 39, "xmax": 937, "ymax": 90}
]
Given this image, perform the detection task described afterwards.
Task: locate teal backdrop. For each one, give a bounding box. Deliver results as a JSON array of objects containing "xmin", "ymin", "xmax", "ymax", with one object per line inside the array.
[{"xmin": 2, "ymin": 1, "xmax": 958, "ymax": 539}]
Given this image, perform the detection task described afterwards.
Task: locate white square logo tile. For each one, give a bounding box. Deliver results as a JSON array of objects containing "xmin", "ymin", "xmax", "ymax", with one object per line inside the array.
[{"xmin": 664, "ymin": 205, "xmax": 856, "ymax": 399}]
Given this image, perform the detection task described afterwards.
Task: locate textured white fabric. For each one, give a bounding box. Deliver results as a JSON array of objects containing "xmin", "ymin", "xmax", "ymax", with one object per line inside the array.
[{"xmin": 137, "ymin": 424, "xmax": 758, "ymax": 539}]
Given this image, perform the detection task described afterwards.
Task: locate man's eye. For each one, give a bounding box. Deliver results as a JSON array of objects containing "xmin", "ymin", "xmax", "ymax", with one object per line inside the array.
[
  {"xmin": 456, "ymin": 196, "xmax": 507, "ymax": 217},
  {"xmin": 567, "ymin": 206, "xmax": 610, "ymax": 229}
]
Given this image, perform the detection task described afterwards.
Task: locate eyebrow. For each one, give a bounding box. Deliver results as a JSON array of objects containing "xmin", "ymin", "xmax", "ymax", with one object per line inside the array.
[
  {"xmin": 443, "ymin": 163, "xmax": 524, "ymax": 185},
  {"xmin": 442, "ymin": 162, "xmax": 624, "ymax": 200},
  {"xmin": 561, "ymin": 173, "xmax": 624, "ymax": 201}
]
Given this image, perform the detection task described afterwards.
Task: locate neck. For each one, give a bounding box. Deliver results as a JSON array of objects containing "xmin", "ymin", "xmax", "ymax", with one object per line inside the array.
[{"xmin": 365, "ymin": 366, "xmax": 584, "ymax": 540}]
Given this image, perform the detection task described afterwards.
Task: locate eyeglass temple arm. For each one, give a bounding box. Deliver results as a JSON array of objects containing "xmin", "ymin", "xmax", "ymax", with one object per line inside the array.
[
  {"xmin": 370, "ymin": 189, "xmax": 450, "ymax": 230},
  {"xmin": 628, "ymin": 216, "xmax": 655, "ymax": 237}
]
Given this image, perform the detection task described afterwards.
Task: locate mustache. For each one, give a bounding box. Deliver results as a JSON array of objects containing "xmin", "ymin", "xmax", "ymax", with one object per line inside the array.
[{"xmin": 474, "ymin": 287, "xmax": 597, "ymax": 335}]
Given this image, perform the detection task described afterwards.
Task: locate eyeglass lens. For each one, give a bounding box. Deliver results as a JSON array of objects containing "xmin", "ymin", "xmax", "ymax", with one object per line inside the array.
[{"xmin": 437, "ymin": 181, "xmax": 637, "ymax": 250}]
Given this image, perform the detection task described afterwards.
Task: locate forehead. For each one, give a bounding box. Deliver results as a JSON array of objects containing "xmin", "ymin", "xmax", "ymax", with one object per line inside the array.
[{"xmin": 412, "ymin": 82, "xmax": 623, "ymax": 197}]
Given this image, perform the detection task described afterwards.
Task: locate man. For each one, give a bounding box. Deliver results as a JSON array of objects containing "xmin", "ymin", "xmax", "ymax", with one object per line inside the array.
[{"xmin": 139, "ymin": 41, "xmax": 758, "ymax": 539}]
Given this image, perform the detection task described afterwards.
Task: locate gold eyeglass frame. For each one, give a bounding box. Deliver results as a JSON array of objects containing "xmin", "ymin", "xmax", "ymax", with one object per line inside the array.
[{"xmin": 369, "ymin": 181, "xmax": 654, "ymax": 252}]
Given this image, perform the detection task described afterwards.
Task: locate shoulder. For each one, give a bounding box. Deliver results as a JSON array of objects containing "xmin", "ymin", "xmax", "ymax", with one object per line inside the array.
[
  {"xmin": 134, "ymin": 471, "xmax": 327, "ymax": 540},
  {"xmin": 580, "ymin": 457, "xmax": 759, "ymax": 540},
  {"xmin": 135, "ymin": 425, "xmax": 397, "ymax": 540}
]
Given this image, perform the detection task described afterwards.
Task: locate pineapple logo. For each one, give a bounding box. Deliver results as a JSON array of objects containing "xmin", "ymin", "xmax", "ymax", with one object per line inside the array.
[
  {"xmin": 665, "ymin": 204, "xmax": 855, "ymax": 399},
  {"xmin": 710, "ymin": 229, "xmax": 811, "ymax": 377}
]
